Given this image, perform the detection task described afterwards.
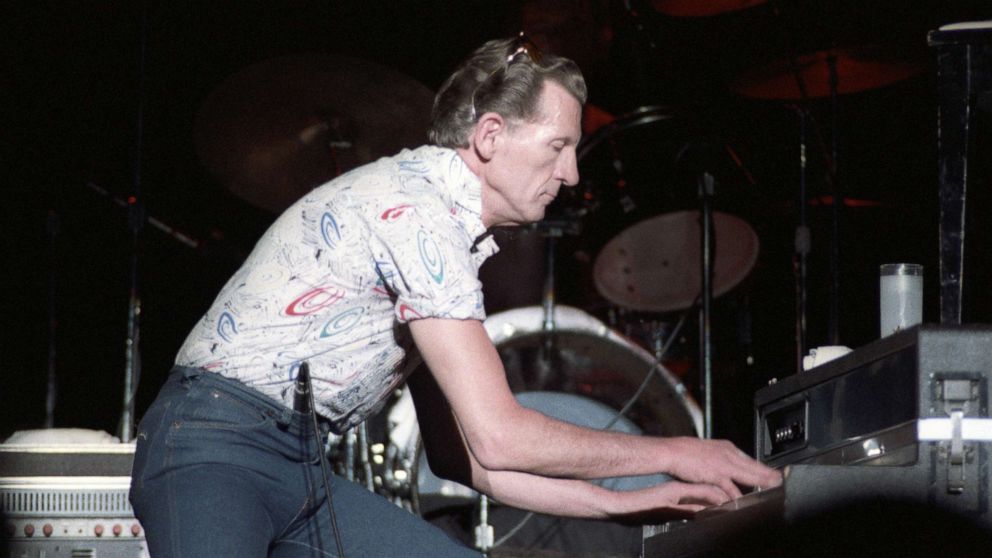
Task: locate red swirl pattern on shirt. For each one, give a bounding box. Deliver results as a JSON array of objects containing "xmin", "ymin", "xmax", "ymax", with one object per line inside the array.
[
  {"xmin": 398, "ymin": 304, "xmax": 422, "ymax": 321},
  {"xmin": 380, "ymin": 205, "xmax": 413, "ymax": 221},
  {"xmin": 284, "ymin": 286, "xmax": 345, "ymax": 316}
]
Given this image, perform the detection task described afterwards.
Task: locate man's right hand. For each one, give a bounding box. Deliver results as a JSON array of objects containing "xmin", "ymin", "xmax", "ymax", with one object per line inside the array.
[{"xmin": 658, "ymin": 436, "xmax": 782, "ymax": 499}]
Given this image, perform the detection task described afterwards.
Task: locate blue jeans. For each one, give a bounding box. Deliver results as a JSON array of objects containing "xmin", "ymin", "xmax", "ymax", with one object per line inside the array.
[{"xmin": 129, "ymin": 367, "xmax": 480, "ymax": 557}]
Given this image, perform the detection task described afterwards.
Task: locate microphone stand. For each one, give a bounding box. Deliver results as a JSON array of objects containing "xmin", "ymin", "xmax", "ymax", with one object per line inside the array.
[{"xmin": 120, "ymin": 1, "xmax": 150, "ymax": 442}]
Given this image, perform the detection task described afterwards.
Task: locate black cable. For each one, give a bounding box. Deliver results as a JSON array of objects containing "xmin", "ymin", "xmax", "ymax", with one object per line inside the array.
[{"xmin": 297, "ymin": 362, "xmax": 347, "ymax": 558}]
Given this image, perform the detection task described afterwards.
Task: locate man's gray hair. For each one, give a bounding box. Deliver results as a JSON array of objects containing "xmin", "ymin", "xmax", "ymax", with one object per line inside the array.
[{"xmin": 429, "ymin": 36, "xmax": 587, "ymax": 148}]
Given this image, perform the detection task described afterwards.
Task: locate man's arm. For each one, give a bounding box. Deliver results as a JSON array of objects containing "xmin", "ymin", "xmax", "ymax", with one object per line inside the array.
[
  {"xmin": 406, "ymin": 357, "xmax": 732, "ymax": 519},
  {"xmin": 408, "ymin": 317, "xmax": 781, "ymax": 499}
]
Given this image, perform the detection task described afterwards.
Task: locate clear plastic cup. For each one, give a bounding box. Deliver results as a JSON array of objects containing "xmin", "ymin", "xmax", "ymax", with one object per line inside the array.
[{"xmin": 879, "ymin": 263, "xmax": 923, "ymax": 337}]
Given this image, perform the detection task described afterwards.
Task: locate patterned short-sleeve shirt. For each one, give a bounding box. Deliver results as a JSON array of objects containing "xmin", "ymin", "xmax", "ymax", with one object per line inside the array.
[{"xmin": 175, "ymin": 146, "xmax": 499, "ymax": 432}]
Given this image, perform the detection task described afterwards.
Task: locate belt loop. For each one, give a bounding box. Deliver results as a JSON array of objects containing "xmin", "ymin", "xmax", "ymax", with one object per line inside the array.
[
  {"xmin": 272, "ymin": 407, "xmax": 295, "ymax": 428},
  {"xmin": 179, "ymin": 366, "xmax": 203, "ymax": 381}
]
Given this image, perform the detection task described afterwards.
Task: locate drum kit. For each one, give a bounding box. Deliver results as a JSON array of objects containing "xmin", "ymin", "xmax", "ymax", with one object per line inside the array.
[{"xmin": 191, "ymin": 4, "xmax": 924, "ymax": 545}]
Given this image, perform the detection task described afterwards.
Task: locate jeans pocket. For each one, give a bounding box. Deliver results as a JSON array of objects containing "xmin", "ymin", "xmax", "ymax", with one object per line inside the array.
[{"xmin": 170, "ymin": 383, "xmax": 273, "ymax": 433}]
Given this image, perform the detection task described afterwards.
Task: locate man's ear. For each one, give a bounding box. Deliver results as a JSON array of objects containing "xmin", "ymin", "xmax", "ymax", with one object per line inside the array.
[{"xmin": 471, "ymin": 112, "xmax": 505, "ymax": 161}]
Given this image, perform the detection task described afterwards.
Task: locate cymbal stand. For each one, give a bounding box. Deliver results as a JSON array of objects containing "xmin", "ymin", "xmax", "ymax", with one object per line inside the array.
[
  {"xmin": 769, "ymin": 0, "xmax": 846, "ymax": 352},
  {"xmin": 827, "ymin": 55, "xmax": 842, "ymax": 345},
  {"xmin": 541, "ymin": 228, "xmax": 562, "ymax": 333},
  {"xmin": 536, "ymin": 223, "xmax": 565, "ymax": 389},
  {"xmin": 783, "ymin": 45, "xmax": 843, "ymax": 354},
  {"xmin": 793, "ymin": 107, "xmax": 811, "ymax": 373},
  {"xmin": 698, "ymin": 173, "xmax": 716, "ymax": 439}
]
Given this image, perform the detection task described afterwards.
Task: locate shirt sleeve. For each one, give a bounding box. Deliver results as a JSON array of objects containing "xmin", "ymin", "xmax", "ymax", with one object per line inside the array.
[{"xmin": 368, "ymin": 195, "xmax": 486, "ymax": 324}]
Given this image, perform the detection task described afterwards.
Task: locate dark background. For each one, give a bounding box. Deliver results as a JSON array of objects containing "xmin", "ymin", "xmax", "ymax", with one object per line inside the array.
[{"xmin": 6, "ymin": 1, "xmax": 992, "ymax": 452}]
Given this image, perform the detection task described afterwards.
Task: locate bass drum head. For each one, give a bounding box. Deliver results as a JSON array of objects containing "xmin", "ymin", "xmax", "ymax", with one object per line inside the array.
[{"xmin": 484, "ymin": 305, "xmax": 702, "ymax": 437}]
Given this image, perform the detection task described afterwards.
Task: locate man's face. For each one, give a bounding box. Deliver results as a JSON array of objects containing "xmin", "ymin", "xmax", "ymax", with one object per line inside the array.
[{"xmin": 482, "ymin": 80, "xmax": 582, "ymax": 227}]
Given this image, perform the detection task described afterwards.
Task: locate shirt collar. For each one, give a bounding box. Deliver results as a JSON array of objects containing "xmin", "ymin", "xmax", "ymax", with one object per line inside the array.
[{"xmin": 422, "ymin": 146, "xmax": 499, "ymax": 260}]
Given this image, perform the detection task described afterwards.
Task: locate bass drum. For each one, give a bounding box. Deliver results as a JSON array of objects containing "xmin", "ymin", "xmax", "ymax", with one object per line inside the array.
[{"xmin": 386, "ymin": 305, "xmax": 703, "ymax": 514}]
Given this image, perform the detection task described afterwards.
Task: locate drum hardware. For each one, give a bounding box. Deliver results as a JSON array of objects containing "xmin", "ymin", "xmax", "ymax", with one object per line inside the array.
[
  {"xmin": 576, "ymin": 107, "xmax": 760, "ymax": 315},
  {"xmin": 609, "ymin": 310, "xmax": 690, "ymax": 430},
  {"xmin": 566, "ymin": 104, "xmax": 761, "ymax": 439},
  {"xmin": 792, "ymin": 105, "xmax": 811, "ymax": 375},
  {"xmin": 475, "ymin": 493, "xmax": 495, "ymax": 554},
  {"xmin": 608, "ymin": 308, "xmax": 690, "ymax": 377},
  {"xmin": 78, "ymin": 180, "xmax": 207, "ymax": 443},
  {"xmin": 356, "ymin": 422, "xmax": 374, "ymax": 492}
]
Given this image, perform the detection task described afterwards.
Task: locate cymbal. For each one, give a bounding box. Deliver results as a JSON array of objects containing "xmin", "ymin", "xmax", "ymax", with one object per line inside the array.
[
  {"xmin": 194, "ymin": 53, "xmax": 434, "ymax": 213},
  {"xmin": 592, "ymin": 211, "xmax": 759, "ymax": 313},
  {"xmin": 652, "ymin": 0, "xmax": 765, "ymax": 18},
  {"xmin": 731, "ymin": 46, "xmax": 924, "ymax": 100}
]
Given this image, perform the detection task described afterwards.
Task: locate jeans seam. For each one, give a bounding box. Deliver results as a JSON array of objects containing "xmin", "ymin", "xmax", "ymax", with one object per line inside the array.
[
  {"xmin": 274, "ymin": 466, "xmax": 316, "ymax": 541},
  {"xmin": 165, "ymin": 392, "xmax": 183, "ymax": 556}
]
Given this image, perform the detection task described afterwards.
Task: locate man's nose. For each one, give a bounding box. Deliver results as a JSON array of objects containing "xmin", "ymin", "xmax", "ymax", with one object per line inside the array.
[{"xmin": 558, "ymin": 150, "xmax": 579, "ymax": 187}]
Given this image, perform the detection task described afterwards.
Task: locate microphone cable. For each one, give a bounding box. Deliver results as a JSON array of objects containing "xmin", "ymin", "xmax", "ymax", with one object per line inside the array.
[{"xmin": 297, "ymin": 362, "xmax": 347, "ymax": 558}]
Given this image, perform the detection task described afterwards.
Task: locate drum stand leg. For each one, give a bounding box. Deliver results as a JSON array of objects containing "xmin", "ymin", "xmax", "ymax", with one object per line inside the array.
[
  {"xmin": 537, "ymin": 229, "xmax": 563, "ymax": 388},
  {"xmin": 541, "ymin": 230, "xmax": 561, "ymax": 332},
  {"xmin": 474, "ymin": 495, "xmax": 495, "ymax": 556},
  {"xmin": 651, "ymin": 322, "xmax": 664, "ymax": 363},
  {"xmin": 343, "ymin": 428, "xmax": 357, "ymax": 482},
  {"xmin": 357, "ymin": 421, "xmax": 374, "ymax": 492}
]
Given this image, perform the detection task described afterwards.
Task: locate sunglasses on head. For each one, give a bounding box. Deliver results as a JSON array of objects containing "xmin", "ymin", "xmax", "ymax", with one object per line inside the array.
[{"xmin": 469, "ymin": 33, "xmax": 544, "ymax": 122}]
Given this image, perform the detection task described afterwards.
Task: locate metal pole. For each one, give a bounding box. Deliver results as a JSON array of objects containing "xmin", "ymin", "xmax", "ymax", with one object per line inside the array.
[
  {"xmin": 698, "ymin": 172, "xmax": 715, "ymax": 439},
  {"xmin": 794, "ymin": 109, "xmax": 811, "ymax": 374},
  {"xmin": 827, "ymin": 54, "xmax": 842, "ymax": 345},
  {"xmin": 119, "ymin": 0, "xmax": 149, "ymax": 442},
  {"xmin": 45, "ymin": 210, "xmax": 60, "ymax": 429}
]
